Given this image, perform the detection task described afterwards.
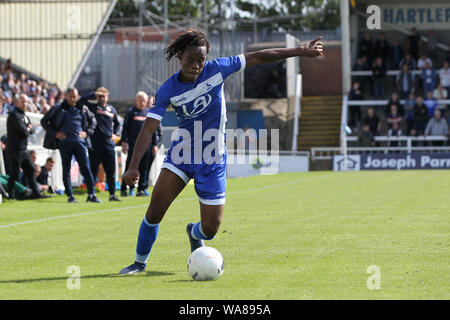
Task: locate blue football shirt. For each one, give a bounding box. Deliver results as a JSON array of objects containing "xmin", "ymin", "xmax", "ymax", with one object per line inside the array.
[{"xmin": 147, "ymin": 54, "xmax": 246, "ymax": 164}]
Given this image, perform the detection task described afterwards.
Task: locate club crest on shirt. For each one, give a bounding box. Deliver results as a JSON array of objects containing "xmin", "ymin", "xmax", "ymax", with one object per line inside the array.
[{"xmin": 181, "ymin": 94, "xmax": 212, "ymax": 119}]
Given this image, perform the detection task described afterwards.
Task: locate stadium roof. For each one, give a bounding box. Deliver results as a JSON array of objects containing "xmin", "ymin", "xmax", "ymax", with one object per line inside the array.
[{"xmin": 0, "ymin": 0, "xmax": 117, "ymax": 89}]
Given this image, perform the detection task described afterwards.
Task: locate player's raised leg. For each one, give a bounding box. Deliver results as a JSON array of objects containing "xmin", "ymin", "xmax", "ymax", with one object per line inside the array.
[{"xmin": 119, "ymin": 168, "xmax": 187, "ymax": 274}]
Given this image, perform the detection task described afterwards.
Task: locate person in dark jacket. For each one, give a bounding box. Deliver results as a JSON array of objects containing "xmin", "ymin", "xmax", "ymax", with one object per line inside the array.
[
  {"xmin": 6, "ymin": 94, "xmax": 49, "ymax": 200},
  {"xmin": 40, "ymin": 87, "xmax": 101, "ymax": 203},
  {"xmin": 120, "ymin": 92, "xmax": 161, "ymax": 197},
  {"xmin": 80, "ymin": 87, "xmax": 121, "ymax": 201}
]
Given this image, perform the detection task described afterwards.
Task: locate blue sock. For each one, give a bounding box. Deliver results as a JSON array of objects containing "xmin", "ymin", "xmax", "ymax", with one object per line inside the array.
[
  {"xmin": 135, "ymin": 217, "xmax": 159, "ymax": 264},
  {"xmin": 191, "ymin": 221, "xmax": 214, "ymax": 241}
]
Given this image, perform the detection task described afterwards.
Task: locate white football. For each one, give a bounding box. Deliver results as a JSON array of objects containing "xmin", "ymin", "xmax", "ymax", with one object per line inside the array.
[{"xmin": 187, "ymin": 246, "xmax": 224, "ymax": 281}]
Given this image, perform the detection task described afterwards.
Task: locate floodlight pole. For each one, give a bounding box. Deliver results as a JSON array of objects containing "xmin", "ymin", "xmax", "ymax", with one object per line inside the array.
[{"xmin": 340, "ymin": 0, "xmax": 351, "ymax": 94}]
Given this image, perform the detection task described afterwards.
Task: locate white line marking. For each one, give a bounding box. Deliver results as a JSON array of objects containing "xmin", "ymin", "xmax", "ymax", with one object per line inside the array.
[{"xmin": 0, "ymin": 174, "xmax": 331, "ymax": 230}]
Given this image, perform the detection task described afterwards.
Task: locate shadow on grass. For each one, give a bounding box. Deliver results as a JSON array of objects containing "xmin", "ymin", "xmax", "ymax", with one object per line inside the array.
[{"xmin": 0, "ymin": 271, "xmax": 174, "ymax": 284}]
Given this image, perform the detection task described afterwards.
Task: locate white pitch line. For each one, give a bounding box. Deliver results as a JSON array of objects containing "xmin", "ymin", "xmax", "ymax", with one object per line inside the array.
[{"xmin": 0, "ymin": 173, "xmax": 332, "ymax": 230}]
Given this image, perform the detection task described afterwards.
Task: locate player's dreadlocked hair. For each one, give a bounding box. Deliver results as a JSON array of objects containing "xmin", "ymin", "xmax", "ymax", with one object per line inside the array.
[{"xmin": 164, "ymin": 29, "xmax": 210, "ymax": 62}]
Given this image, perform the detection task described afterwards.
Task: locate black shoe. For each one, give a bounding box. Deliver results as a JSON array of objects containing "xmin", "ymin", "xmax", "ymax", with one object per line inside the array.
[
  {"xmin": 186, "ymin": 223, "xmax": 204, "ymax": 253},
  {"xmin": 86, "ymin": 194, "xmax": 102, "ymax": 203},
  {"xmin": 109, "ymin": 195, "xmax": 121, "ymax": 202},
  {"xmin": 120, "ymin": 191, "xmax": 128, "ymax": 197},
  {"xmin": 119, "ymin": 261, "xmax": 146, "ymax": 275},
  {"xmin": 68, "ymin": 195, "xmax": 78, "ymax": 203}
]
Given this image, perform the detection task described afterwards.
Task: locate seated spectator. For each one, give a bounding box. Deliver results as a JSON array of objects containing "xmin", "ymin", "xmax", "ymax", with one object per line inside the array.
[
  {"xmin": 362, "ymin": 107, "xmax": 381, "ymax": 136},
  {"xmin": 372, "ymin": 57, "xmax": 387, "ymax": 100},
  {"xmin": 417, "ymin": 53, "xmax": 433, "ymax": 70},
  {"xmin": 385, "ymin": 92, "xmax": 404, "ymax": 117},
  {"xmin": 421, "ymin": 62, "xmax": 437, "ymax": 96},
  {"xmin": 358, "ymin": 123, "xmax": 375, "ymax": 147},
  {"xmin": 396, "ymin": 64, "xmax": 415, "ymax": 99},
  {"xmin": 0, "ymin": 173, "xmax": 33, "ymax": 200},
  {"xmin": 2, "ymin": 92, "xmax": 14, "ymax": 115},
  {"xmin": 390, "ymin": 38, "xmax": 404, "ymax": 69},
  {"xmin": 413, "ymin": 96, "xmax": 429, "ymax": 135},
  {"xmin": 348, "ymin": 81, "xmax": 363, "ymax": 129},
  {"xmin": 425, "ymin": 109, "xmax": 449, "ymax": 146},
  {"xmin": 0, "ymin": 74, "xmax": 10, "ymax": 92},
  {"xmin": 387, "ymin": 122, "xmax": 402, "ymax": 147},
  {"xmin": 386, "ymin": 104, "xmax": 403, "ymax": 129},
  {"xmin": 439, "ymin": 61, "xmax": 450, "ymax": 93},
  {"xmin": 424, "ymin": 90, "xmax": 438, "ymax": 117},
  {"xmin": 36, "ymin": 157, "xmax": 55, "ymax": 193},
  {"xmin": 404, "ymin": 92, "xmax": 416, "ymax": 135},
  {"xmin": 399, "ymin": 53, "xmax": 417, "ymax": 70},
  {"xmin": 433, "ymin": 83, "xmax": 448, "ymax": 113}
]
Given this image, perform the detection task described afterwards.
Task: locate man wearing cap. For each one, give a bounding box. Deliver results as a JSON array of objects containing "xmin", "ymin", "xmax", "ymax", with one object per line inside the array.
[{"xmin": 81, "ymin": 87, "xmax": 121, "ymax": 201}]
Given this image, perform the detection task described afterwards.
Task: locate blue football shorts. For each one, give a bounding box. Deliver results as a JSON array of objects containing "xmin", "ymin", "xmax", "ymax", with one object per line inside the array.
[{"xmin": 161, "ymin": 153, "xmax": 227, "ymax": 205}]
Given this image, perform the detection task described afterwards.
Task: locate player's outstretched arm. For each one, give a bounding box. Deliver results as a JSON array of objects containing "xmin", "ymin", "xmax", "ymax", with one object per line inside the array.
[
  {"xmin": 244, "ymin": 36, "xmax": 323, "ymax": 68},
  {"xmin": 122, "ymin": 117, "xmax": 160, "ymax": 186}
]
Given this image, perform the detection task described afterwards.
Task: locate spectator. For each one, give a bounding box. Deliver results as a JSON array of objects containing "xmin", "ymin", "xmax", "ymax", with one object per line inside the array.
[
  {"xmin": 362, "ymin": 107, "xmax": 381, "ymax": 136},
  {"xmin": 348, "ymin": 81, "xmax": 363, "ymax": 129},
  {"xmin": 390, "ymin": 38, "xmax": 404, "ymax": 69},
  {"xmin": 40, "ymin": 87, "xmax": 100, "ymax": 203},
  {"xmin": 399, "ymin": 53, "xmax": 417, "ymax": 70},
  {"xmin": 417, "ymin": 53, "xmax": 433, "ymax": 70},
  {"xmin": 352, "ymin": 56, "xmax": 370, "ymax": 94},
  {"xmin": 426, "ymin": 30, "xmax": 439, "ymax": 63},
  {"xmin": 120, "ymin": 92, "xmax": 162, "ymax": 197},
  {"xmin": 387, "ymin": 122, "xmax": 402, "ymax": 147},
  {"xmin": 439, "ymin": 61, "xmax": 450, "ymax": 93},
  {"xmin": 36, "ymin": 157, "xmax": 55, "ymax": 193},
  {"xmin": 386, "ymin": 104, "xmax": 403, "ymax": 129},
  {"xmin": 358, "ymin": 123, "xmax": 375, "ymax": 147},
  {"xmin": 372, "ymin": 57, "xmax": 387, "ymax": 100},
  {"xmin": 374, "ymin": 32, "xmax": 390, "ymax": 63},
  {"xmin": 5, "ymin": 94, "xmax": 49, "ymax": 200},
  {"xmin": 424, "ymin": 109, "xmax": 448, "ymax": 146},
  {"xmin": 413, "ymin": 96, "xmax": 429, "ymax": 135},
  {"xmin": 408, "ymin": 27, "xmax": 421, "ymax": 61},
  {"xmin": 421, "ymin": 62, "xmax": 437, "ymax": 96},
  {"xmin": 404, "ymin": 92, "xmax": 416, "ymax": 135},
  {"xmin": 433, "ymin": 83, "xmax": 448, "ymax": 114},
  {"xmin": 359, "ymin": 32, "xmax": 373, "ymax": 66},
  {"xmin": 385, "ymin": 92, "xmax": 404, "ymax": 117},
  {"xmin": 0, "ymin": 74, "xmax": 10, "ymax": 92},
  {"xmin": 396, "ymin": 64, "xmax": 415, "ymax": 99},
  {"xmin": 2, "ymin": 92, "xmax": 14, "ymax": 115},
  {"xmin": 424, "ymin": 90, "xmax": 438, "ymax": 117},
  {"xmin": 80, "ymin": 87, "xmax": 122, "ymax": 202}
]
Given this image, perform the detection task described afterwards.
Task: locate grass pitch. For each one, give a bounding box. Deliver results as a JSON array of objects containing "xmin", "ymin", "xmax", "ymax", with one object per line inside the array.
[{"xmin": 0, "ymin": 171, "xmax": 448, "ymax": 299}]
